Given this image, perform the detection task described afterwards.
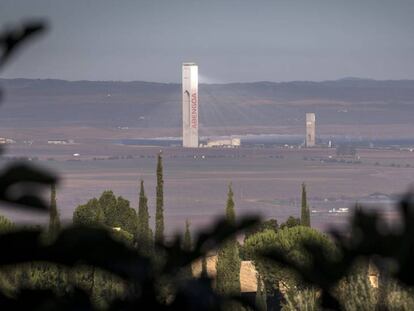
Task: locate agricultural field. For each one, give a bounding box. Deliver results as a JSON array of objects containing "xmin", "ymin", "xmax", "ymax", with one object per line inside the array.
[{"xmin": 1, "ymin": 139, "xmax": 412, "ymax": 235}]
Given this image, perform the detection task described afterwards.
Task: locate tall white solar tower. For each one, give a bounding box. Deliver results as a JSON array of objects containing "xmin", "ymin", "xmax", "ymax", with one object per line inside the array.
[
  {"xmin": 305, "ymin": 113, "xmax": 316, "ymax": 147},
  {"xmin": 182, "ymin": 63, "xmax": 199, "ymax": 148}
]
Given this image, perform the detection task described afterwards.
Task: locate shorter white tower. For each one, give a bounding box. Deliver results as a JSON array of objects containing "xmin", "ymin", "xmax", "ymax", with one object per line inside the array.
[
  {"xmin": 306, "ymin": 113, "xmax": 316, "ymax": 147},
  {"xmin": 182, "ymin": 63, "xmax": 199, "ymax": 148}
]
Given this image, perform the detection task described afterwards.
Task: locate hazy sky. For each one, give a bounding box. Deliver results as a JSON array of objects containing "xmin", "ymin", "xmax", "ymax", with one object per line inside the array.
[{"xmin": 1, "ymin": 0, "xmax": 414, "ymax": 82}]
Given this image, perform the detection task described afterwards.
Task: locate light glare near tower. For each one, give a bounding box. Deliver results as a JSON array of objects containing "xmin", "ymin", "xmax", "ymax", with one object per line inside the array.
[
  {"xmin": 182, "ymin": 63, "xmax": 199, "ymax": 148},
  {"xmin": 305, "ymin": 113, "xmax": 316, "ymax": 147}
]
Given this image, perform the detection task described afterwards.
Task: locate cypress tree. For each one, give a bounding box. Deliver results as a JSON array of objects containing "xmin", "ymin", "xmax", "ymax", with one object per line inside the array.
[
  {"xmin": 137, "ymin": 180, "xmax": 151, "ymax": 245},
  {"xmin": 201, "ymin": 256, "xmax": 208, "ymax": 278},
  {"xmin": 256, "ymin": 274, "xmax": 267, "ymax": 311},
  {"xmin": 355, "ymin": 201, "xmax": 362, "ymax": 213},
  {"xmin": 182, "ymin": 219, "xmax": 193, "ymax": 278},
  {"xmin": 155, "ymin": 152, "xmax": 164, "ymax": 243},
  {"xmin": 300, "ymin": 182, "xmax": 311, "ymax": 227},
  {"xmin": 225, "ymin": 184, "xmax": 236, "ymax": 224},
  {"xmin": 48, "ymin": 184, "xmax": 66, "ymax": 293},
  {"xmin": 216, "ymin": 184, "xmax": 241, "ymax": 305},
  {"xmin": 183, "ymin": 219, "xmax": 192, "ymax": 252},
  {"xmin": 49, "ymin": 183, "xmax": 60, "ymax": 239}
]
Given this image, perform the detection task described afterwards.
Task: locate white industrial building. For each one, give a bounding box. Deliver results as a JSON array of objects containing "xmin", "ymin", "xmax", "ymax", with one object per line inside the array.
[
  {"xmin": 0, "ymin": 137, "xmax": 15, "ymax": 144},
  {"xmin": 205, "ymin": 137, "xmax": 241, "ymax": 148}
]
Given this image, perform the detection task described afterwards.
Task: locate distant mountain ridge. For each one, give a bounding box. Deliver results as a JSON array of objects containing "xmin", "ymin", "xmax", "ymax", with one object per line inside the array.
[{"xmin": 0, "ymin": 78, "xmax": 413, "ymax": 129}]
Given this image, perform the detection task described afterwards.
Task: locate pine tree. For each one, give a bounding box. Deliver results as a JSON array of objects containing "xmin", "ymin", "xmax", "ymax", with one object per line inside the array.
[
  {"xmin": 155, "ymin": 152, "xmax": 164, "ymax": 243},
  {"xmin": 300, "ymin": 183, "xmax": 311, "ymax": 227},
  {"xmin": 216, "ymin": 184, "xmax": 241, "ymax": 308},
  {"xmin": 73, "ymin": 198, "xmax": 105, "ymax": 227},
  {"xmin": 256, "ymin": 273, "xmax": 267, "ymax": 311},
  {"xmin": 98, "ymin": 190, "xmax": 118, "ymax": 227},
  {"xmin": 49, "ymin": 183, "xmax": 60, "ymax": 239},
  {"xmin": 137, "ymin": 180, "xmax": 152, "ymax": 252}
]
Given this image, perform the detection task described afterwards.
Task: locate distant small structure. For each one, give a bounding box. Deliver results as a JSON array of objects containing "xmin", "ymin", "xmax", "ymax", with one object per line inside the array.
[
  {"xmin": 305, "ymin": 113, "xmax": 316, "ymax": 147},
  {"xmin": 192, "ymin": 253, "xmax": 379, "ymax": 294},
  {"xmin": 204, "ymin": 137, "xmax": 241, "ymax": 148},
  {"xmin": 0, "ymin": 137, "xmax": 15, "ymax": 144},
  {"xmin": 47, "ymin": 139, "xmax": 74, "ymax": 145},
  {"xmin": 328, "ymin": 207, "xmax": 349, "ymax": 213}
]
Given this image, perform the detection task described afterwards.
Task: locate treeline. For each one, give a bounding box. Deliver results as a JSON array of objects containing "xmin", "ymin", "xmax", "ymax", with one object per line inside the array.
[
  {"xmin": 72, "ymin": 154, "xmax": 164, "ymax": 250},
  {"xmin": 2, "ymin": 151, "xmax": 414, "ymax": 310},
  {"xmin": 3, "ymin": 19, "xmax": 414, "ymax": 311},
  {"xmin": 0, "ymin": 149, "xmax": 318, "ymax": 310},
  {"xmin": 0, "ymin": 154, "xmax": 166, "ymax": 308}
]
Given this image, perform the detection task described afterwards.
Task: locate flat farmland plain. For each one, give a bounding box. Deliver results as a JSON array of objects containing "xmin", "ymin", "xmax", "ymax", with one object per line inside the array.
[{"xmin": 1, "ymin": 143, "xmax": 413, "ymax": 235}]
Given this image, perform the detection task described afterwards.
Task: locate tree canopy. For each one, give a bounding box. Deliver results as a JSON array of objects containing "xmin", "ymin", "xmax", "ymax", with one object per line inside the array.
[
  {"xmin": 244, "ymin": 226, "xmax": 337, "ymax": 293},
  {"xmin": 73, "ymin": 198, "xmax": 105, "ymax": 227},
  {"xmin": 244, "ymin": 218, "xmax": 278, "ymax": 241},
  {"xmin": 73, "ymin": 191, "xmax": 138, "ymax": 235},
  {"xmin": 280, "ymin": 216, "xmax": 301, "ymax": 230}
]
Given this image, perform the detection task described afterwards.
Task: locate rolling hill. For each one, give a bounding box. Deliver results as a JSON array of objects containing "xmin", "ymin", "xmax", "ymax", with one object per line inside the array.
[{"xmin": 1, "ymin": 78, "xmax": 413, "ymax": 137}]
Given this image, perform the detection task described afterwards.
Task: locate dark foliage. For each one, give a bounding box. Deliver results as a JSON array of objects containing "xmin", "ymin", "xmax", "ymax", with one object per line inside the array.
[
  {"xmin": 0, "ymin": 218, "xmax": 260, "ymax": 310},
  {"xmin": 3, "ymin": 19, "xmax": 414, "ymax": 311},
  {"xmin": 279, "ymin": 216, "xmax": 300, "ymax": 230},
  {"xmin": 0, "ymin": 20, "xmax": 47, "ymax": 68},
  {"xmin": 0, "ymin": 163, "xmax": 57, "ymax": 210},
  {"xmin": 0, "ymin": 20, "xmax": 265, "ymax": 310},
  {"xmin": 261, "ymin": 193, "xmax": 414, "ymax": 310},
  {"xmin": 244, "ymin": 219, "xmax": 278, "ymax": 241},
  {"xmin": 0, "ymin": 21, "xmax": 55, "ymax": 211}
]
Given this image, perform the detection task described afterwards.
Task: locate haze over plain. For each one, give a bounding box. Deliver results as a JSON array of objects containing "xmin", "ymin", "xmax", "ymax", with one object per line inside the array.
[
  {"xmin": 1, "ymin": 1, "xmax": 414, "ymax": 233},
  {"xmin": 1, "ymin": 0, "xmax": 414, "ymax": 82}
]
